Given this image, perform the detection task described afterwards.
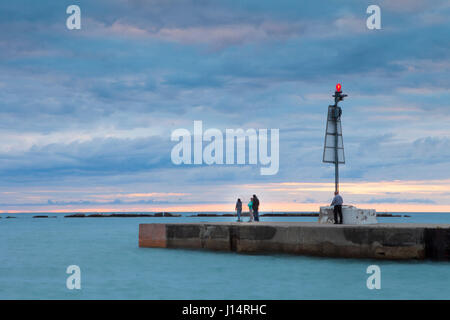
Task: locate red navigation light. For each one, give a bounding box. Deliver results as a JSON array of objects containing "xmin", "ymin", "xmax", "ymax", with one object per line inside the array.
[{"xmin": 336, "ymin": 83, "xmax": 342, "ymax": 92}]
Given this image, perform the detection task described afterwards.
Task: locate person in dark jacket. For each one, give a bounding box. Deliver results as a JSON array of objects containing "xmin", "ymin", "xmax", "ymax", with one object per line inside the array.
[
  {"xmin": 252, "ymin": 195, "xmax": 260, "ymax": 222},
  {"xmin": 235, "ymin": 198, "xmax": 242, "ymax": 222},
  {"xmin": 331, "ymin": 191, "xmax": 343, "ymax": 224}
]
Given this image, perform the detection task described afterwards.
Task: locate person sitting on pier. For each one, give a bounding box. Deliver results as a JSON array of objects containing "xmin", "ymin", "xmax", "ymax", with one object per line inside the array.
[
  {"xmin": 331, "ymin": 191, "xmax": 343, "ymax": 224},
  {"xmin": 235, "ymin": 198, "xmax": 242, "ymax": 222}
]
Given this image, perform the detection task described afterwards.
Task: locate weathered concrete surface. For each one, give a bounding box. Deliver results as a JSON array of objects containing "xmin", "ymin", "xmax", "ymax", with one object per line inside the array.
[
  {"xmin": 139, "ymin": 222, "xmax": 450, "ymax": 260},
  {"xmin": 139, "ymin": 224, "xmax": 167, "ymax": 248},
  {"xmin": 319, "ymin": 205, "xmax": 377, "ymax": 224}
]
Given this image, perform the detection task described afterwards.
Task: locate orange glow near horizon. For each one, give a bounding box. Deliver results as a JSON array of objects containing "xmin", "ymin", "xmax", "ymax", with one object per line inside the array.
[
  {"xmin": 258, "ymin": 180, "xmax": 450, "ymax": 195},
  {"xmin": 1, "ymin": 202, "xmax": 450, "ymax": 214},
  {"xmin": 1, "ymin": 179, "xmax": 448, "ymax": 214}
]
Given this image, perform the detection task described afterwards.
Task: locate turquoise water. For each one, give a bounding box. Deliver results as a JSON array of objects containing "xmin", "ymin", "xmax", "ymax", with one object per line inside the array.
[{"xmin": 1, "ymin": 212, "xmax": 450, "ymax": 299}]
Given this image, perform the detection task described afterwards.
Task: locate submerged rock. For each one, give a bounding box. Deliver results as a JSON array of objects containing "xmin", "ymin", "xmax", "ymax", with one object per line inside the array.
[
  {"xmin": 63, "ymin": 212, "xmax": 181, "ymax": 218},
  {"xmin": 65, "ymin": 214, "xmax": 86, "ymax": 218},
  {"xmin": 163, "ymin": 212, "xmax": 181, "ymax": 217},
  {"xmin": 111, "ymin": 213, "xmax": 154, "ymax": 217}
]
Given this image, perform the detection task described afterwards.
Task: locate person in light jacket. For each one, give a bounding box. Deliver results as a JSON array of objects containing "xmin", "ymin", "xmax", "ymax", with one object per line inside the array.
[
  {"xmin": 331, "ymin": 191, "xmax": 343, "ymax": 224},
  {"xmin": 248, "ymin": 199, "xmax": 254, "ymax": 222}
]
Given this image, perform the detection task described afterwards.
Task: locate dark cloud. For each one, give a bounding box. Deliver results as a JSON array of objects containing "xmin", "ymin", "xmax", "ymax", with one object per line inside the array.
[
  {"xmin": 0, "ymin": 136, "xmax": 172, "ymax": 179},
  {"xmin": 0, "ymin": 0, "xmax": 448, "ymax": 208}
]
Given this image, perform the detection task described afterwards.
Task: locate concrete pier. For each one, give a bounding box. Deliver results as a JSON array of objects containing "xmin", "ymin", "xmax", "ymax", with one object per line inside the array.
[{"xmin": 139, "ymin": 222, "xmax": 450, "ymax": 260}]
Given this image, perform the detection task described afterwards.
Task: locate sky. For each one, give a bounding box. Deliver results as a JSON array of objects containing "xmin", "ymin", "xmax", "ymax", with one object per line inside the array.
[{"xmin": 0, "ymin": 0, "xmax": 449, "ymax": 213}]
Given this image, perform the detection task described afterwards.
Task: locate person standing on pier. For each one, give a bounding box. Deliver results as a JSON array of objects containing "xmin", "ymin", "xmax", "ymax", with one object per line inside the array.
[
  {"xmin": 331, "ymin": 192, "xmax": 343, "ymax": 224},
  {"xmin": 248, "ymin": 198, "xmax": 254, "ymax": 222},
  {"xmin": 252, "ymin": 195, "xmax": 260, "ymax": 222},
  {"xmin": 235, "ymin": 198, "xmax": 242, "ymax": 222}
]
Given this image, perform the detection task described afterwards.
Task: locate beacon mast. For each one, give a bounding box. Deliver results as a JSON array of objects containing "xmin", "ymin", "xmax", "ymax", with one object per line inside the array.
[{"xmin": 323, "ymin": 84, "xmax": 347, "ymax": 193}]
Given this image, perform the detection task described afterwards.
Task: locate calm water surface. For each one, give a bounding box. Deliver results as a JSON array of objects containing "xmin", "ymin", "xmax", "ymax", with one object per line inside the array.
[{"xmin": 1, "ymin": 212, "xmax": 449, "ymax": 299}]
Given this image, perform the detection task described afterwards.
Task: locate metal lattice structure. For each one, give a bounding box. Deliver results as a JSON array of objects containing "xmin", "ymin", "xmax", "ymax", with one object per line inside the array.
[
  {"xmin": 323, "ymin": 105, "xmax": 345, "ymax": 164},
  {"xmin": 322, "ymin": 84, "xmax": 347, "ymax": 193}
]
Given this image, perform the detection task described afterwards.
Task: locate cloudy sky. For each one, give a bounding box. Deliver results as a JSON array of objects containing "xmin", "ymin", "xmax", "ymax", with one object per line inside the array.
[{"xmin": 0, "ymin": 0, "xmax": 449, "ymax": 213}]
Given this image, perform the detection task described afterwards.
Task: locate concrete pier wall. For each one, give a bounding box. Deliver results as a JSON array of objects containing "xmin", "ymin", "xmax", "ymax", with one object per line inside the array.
[
  {"xmin": 139, "ymin": 222, "xmax": 450, "ymax": 260},
  {"xmin": 319, "ymin": 205, "xmax": 377, "ymax": 224}
]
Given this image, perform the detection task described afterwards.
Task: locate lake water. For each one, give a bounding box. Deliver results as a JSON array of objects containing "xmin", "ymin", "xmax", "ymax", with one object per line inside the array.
[{"xmin": 1, "ymin": 212, "xmax": 450, "ymax": 299}]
